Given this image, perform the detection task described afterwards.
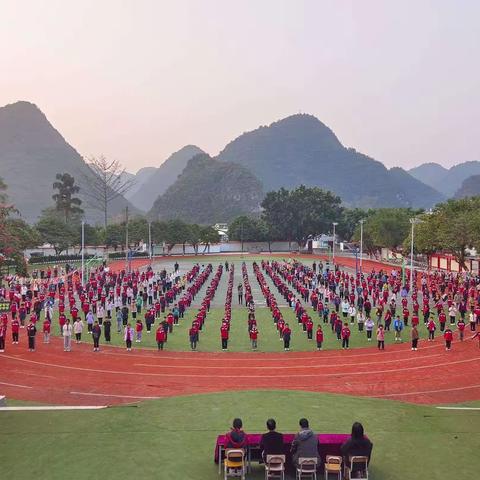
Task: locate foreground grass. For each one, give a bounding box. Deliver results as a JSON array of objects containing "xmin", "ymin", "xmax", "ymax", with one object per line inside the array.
[{"xmin": 1, "ymin": 390, "xmax": 479, "ymax": 480}]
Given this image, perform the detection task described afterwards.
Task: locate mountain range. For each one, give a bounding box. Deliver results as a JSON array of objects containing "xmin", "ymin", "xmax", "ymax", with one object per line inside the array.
[
  {"xmin": 0, "ymin": 101, "xmax": 138, "ymax": 223},
  {"xmin": 408, "ymin": 161, "xmax": 480, "ymax": 197},
  {"xmin": 1, "ymin": 101, "xmax": 477, "ymax": 225}
]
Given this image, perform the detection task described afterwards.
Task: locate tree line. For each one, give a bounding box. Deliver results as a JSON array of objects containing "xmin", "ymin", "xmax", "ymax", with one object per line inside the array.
[{"xmin": 3, "ymin": 169, "xmax": 480, "ymax": 274}]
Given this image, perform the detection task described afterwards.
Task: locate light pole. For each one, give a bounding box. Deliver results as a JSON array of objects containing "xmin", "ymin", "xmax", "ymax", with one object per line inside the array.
[
  {"xmin": 81, "ymin": 221, "xmax": 85, "ymax": 286},
  {"xmin": 409, "ymin": 217, "xmax": 422, "ymax": 291},
  {"xmin": 148, "ymin": 221, "xmax": 152, "ymax": 264},
  {"xmin": 332, "ymin": 222, "xmax": 338, "ymax": 265},
  {"xmin": 359, "ymin": 219, "xmax": 365, "ymax": 273}
]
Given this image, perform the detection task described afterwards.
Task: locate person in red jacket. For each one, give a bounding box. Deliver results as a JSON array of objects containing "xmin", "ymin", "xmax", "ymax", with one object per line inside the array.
[
  {"xmin": 221, "ymin": 322, "xmax": 229, "ymax": 351},
  {"xmin": 306, "ymin": 317, "xmax": 313, "ymax": 340},
  {"xmin": 439, "ymin": 312, "xmax": 447, "ymax": 332},
  {"xmin": 11, "ymin": 318, "xmax": 20, "ymax": 344},
  {"xmin": 189, "ymin": 324, "xmax": 198, "ymax": 350},
  {"xmin": 316, "ymin": 325, "xmax": 324, "ymax": 351},
  {"xmin": 249, "ymin": 326, "xmax": 258, "ymax": 350},
  {"xmin": 443, "ymin": 327, "xmax": 453, "ymax": 351},
  {"xmin": 42, "ymin": 319, "xmax": 51, "ymax": 344},
  {"xmin": 427, "ymin": 319, "xmax": 436, "ymax": 341},
  {"xmin": 135, "ymin": 319, "xmax": 143, "ymax": 343},
  {"xmin": 156, "ymin": 325, "xmax": 166, "ymax": 350},
  {"xmin": 341, "ymin": 323, "xmax": 351, "ymax": 349}
]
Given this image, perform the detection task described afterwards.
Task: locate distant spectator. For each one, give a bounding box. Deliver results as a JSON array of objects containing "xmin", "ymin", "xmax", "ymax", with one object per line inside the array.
[
  {"xmin": 259, "ymin": 418, "xmax": 284, "ymax": 460},
  {"xmin": 291, "ymin": 418, "xmax": 319, "ymax": 466},
  {"xmin": 341, "ymin": 422, "xmax": 373, "ymax": 476},
  {"xmin": 225, "ymin": 418, "xmax": 247, "ymax": 449}
]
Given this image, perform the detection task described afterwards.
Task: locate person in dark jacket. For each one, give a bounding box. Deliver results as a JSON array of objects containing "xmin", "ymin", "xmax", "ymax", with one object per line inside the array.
[
  {"xmin": 259, "ymin": 418, "xmax": 284, "ymax": 460},
  {"xmin": 225, "ymin": 418, "xmax": 248, "ymax": 449},
  {"xmin": 341, "ymin": 422, "xmax": 373, "ymax": 476},
  {"xmin": 291, "ymin": 418, "xmax": 320, "ymax": 466}
]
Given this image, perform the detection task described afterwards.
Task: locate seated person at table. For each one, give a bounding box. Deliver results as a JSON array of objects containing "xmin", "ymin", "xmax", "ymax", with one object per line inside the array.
[
  {"xmin": 291, "ymin": 418, "xmax": 320, "ymax": 466},
  {"xmin": 225, "ymin": 418, "xmax": 248, "ymax": 449},
  {"xmin": 341, "ymin": 422, "xmax": 373, "ymax": 475},
  {"xmin": 259, "ymin": 418, "xmax": 284, "ymax": 460}
]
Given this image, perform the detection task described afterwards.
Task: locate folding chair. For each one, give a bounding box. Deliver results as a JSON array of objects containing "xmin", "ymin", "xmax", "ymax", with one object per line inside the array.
[
  {"xmin": 344, "ymin": 455, "xmax": 369, "ymax": 480},
  {"xmin": 224, "ymin": 449, "xmax": 246, "ymax": 480},
  {"xmin": 324, "ymin": 455, "xmax": 342, "ymax": 480},
  {"xmin": 265, "ymin": 454, "xmax": 286, "ymax": 480},
  {"xmin": 296, "ymin": 457, "xmax": 318, "ymax": 480}
]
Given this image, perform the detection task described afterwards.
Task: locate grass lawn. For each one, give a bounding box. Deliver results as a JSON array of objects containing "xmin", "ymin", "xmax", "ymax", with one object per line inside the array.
[
  {"xmin": 47, "ymin": 306, "xmax": 408, "ymax": 352},
  {"xmin": 1, "ymin": 390, "xmax": 479, "ymax": 480}
]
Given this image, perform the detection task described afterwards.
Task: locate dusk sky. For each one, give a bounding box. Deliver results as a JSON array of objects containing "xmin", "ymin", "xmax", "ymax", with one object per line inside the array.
[{"xmin": 1, "ymin": 0, "xmax": 479, "ymax": 172}]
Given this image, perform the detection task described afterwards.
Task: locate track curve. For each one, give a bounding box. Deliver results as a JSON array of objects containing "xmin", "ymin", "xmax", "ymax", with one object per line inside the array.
[{"xmin": 1, "ymin": 336, "xmax": 479, "ymax": 406}]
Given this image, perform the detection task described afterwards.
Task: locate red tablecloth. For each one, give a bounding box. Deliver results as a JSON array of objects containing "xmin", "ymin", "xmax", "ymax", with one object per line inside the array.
[{"xmin": 214, "ymin": 433, "xmax": 350, "ymax": 463}]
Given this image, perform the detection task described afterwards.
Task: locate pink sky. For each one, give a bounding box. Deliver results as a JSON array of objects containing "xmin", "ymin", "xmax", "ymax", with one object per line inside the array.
[{"xmin": 1, "ymin": 0, "xmax": 479, "ymax": 173}]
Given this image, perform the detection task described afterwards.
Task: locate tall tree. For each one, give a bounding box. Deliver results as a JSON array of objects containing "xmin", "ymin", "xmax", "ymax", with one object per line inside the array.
[
  {"xmin": 35, "ymin": 211, "xmax": 77, "ymax": 255},
  {"xmin": 52, "ymin": 173, "xmax": 83, "ymax": 223},
  {"xmin": 82, "ymin": 155, "xmax": 135, "ymax": 228},
  {"xmin": 262, "ymin": 186, "xmax": 343, "ymax": 246}
]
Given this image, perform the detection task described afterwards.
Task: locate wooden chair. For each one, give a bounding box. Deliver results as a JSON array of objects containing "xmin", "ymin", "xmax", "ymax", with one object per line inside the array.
[
  {"xmin": 224, "ymin": 449, "xmax": 246, "ymax": 480},
  {"xmin": 265, "ymin": 454, "xmax": 286, "ymax": 479},
  {"xmin": 344, "ymin": 455, "xmax": 369, "ymax": 480},
  {"xmin": 296, "ymin": 457, "xmax": 318, "ymax": 480},
  {"xmin": 324, "ymin": 455, "xmax": 342, "ymax": 480}
]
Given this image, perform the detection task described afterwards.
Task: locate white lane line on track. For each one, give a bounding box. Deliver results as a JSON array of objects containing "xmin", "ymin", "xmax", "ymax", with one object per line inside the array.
[
  {"xmin": 2, "ymin": 354, "xmax": 479, "ymax": 378},
  {"xmin": 376, "ymin": 384, "xmax": 480, "ymax": 398},
  {"xmin": 98, "ymin": 341, "xmax": 451, "ymax": 361},
  {"xmin": 0, "ymin": 381, "xmax": 32, "ymax": 389},
  {"xmin": 70, "ymin": 391, "xmax": 160, "ymax": 399},
  {"xmin": 436, "ymin": 407, "xmax": 480, "ymax": 410},
  {"xmin": 133, "ymin": 353, "xmax": 444, "ymax": 369},
  {"xmin": 0, "ymin": 406, "xmax": 107, "ymax": 411}
]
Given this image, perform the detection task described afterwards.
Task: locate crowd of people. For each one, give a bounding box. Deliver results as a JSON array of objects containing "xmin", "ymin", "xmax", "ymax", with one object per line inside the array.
[{"xmin": 1, "ymin": 256, "xmax": 480, "ymax": 355}]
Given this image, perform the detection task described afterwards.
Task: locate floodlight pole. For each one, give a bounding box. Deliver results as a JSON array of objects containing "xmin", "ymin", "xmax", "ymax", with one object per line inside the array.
[
  {"xmin": 332, "ymin": 222, "xmax": 338, "ymax": 265},
  {"xmin": 148, "ymin": 221, "xmax": 152, "ymax": 265},
  {"xmin": 81, "ymin": 221, "xmax": 85, "ymax": 286},
  {"xmin": 409, "ymin": 218, "xmax": 421, "ymax": 291},
  {"xmin": 359, "ymin": 219, "xmax": 365, "ymax": 273}
]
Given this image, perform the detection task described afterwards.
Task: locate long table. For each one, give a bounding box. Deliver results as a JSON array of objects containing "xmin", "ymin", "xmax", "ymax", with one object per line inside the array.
[{"xmin": 215, "ymin": 432, "xmax": 350, "ymax": 474}]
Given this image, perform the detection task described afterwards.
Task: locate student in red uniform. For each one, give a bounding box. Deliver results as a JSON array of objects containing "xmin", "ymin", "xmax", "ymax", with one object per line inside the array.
[
  {"xmin": 316, "ymin": 325, "xmax": 324, "ymax": 351},
  {"xmin": 135, "ymin": 319, "xmax": 143, "ymax": 343},
  {"xmin": 221, "ymin": 321, "xmax": 229, "ymax": 351},
  {"xmin": 427, "ymin": 319, "xmax": 436, "ymax": 341},
  {"xmin": 189, "ymin": 323, "xmax": 198, "ymax": 350},
  {"xmin": 341, "ymin": 323, "xmax": 351, "ymax": 349},
  {"xmin": 444, "ymin": 327, "xmax": 453, "ymax": 351},
  {"xmin": 11, "ymin": 318, "xmax": 20, "ymax": 344},
  {"xmin": 282, "ymin": 323, "xmax": 292, "ymax": 351},
  {"xmin": 306, "ymin": 317, "xmax": 313, "ymax": 340},
  {"xmin": 156, "ymin": 325, "xmax": 166, "ymax": 350},
  {"xmin": 249, "ymin": 325, "xmax": 258, "ymax": 350},
  {"xmin": 42, "ymin": 318, "xmax": 51, "ymax": 344}
]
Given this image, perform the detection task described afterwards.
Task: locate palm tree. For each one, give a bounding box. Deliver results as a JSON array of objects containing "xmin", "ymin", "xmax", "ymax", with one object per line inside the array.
[{"xmin": 52, "ymin": 173, "xmax": 84, "ymax": 223}]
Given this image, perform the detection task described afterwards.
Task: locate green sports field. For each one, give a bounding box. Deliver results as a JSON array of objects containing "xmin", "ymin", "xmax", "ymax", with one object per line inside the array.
[{"xmin": 1, "ymin": 391, "xmax": 479, "ymax": 480}]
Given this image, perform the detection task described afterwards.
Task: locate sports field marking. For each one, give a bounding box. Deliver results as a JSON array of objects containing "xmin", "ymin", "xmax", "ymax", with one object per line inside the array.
[
  {"xmin": 70, "ymin": 391, "xmax": 160, "ymax": 400},
  {"xmin": 0, "ymin": 406, "xmax": 107, "ymax": 411},
  {"xmin": 133, "ymin": 352, "xmax": 444, "ymax": 369},
  {"xmin": 377, "ymin": 384, "xmax": 480, "ymax": 398},
  {"xmin": 98, "ymin": 340, "xmax": 448, "ymax": 360},
  {"xmin": 436, "ymin": 406, "xmax": 480, "ymax": 410},
  {"xmin": 0, "ymin": 381, "xmax": 32, "ymax": 389},
  {"xmin": 2, "ymin": 354, "xmax": 479, "ymax": 378}
]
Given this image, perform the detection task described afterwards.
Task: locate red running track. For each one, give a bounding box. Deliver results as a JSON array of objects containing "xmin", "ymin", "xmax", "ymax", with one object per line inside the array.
[{"xmin": 1, "ymin": 337, "xmax": 479, "ymax": 406}]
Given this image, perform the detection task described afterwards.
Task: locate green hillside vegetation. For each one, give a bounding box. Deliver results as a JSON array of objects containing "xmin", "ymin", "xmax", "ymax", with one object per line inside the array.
[
  {"xmin": 217, "ymin": 114, "xmax": 444, "ymax": 209},
  {"xmin": 148, "ymin": 153, "xmax": 264, "ymax": 224}
]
